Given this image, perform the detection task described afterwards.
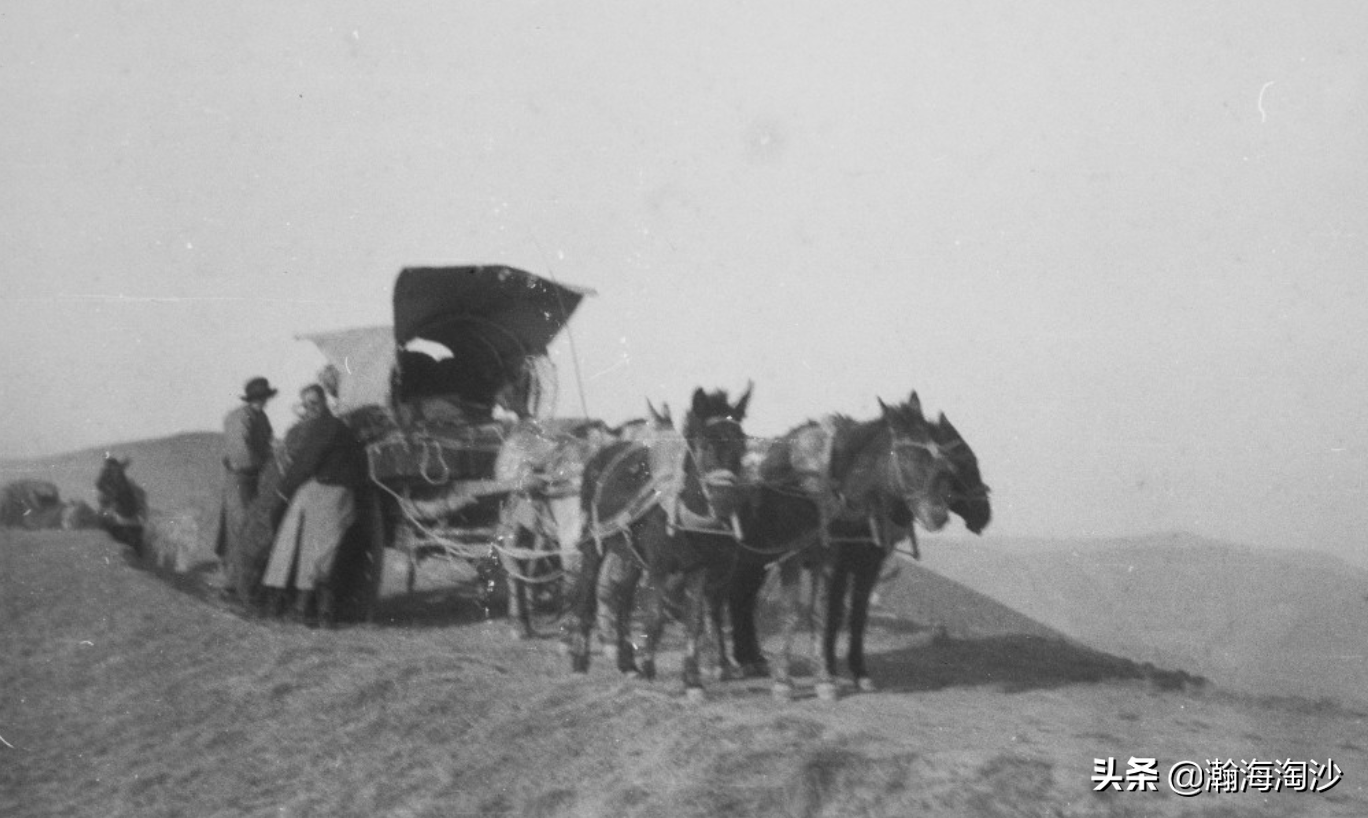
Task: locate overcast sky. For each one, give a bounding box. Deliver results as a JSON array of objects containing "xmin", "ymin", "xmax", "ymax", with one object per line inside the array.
[{"xmin": 3, "ymin": 2, "xmax": 1365, "ymax": 562}]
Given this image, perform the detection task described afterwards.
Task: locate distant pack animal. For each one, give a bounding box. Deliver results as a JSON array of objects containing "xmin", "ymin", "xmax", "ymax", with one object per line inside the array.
[
  {"xmin": 95, "ymin": 455, "xmax": 148, "ymax": 556},
  {"xmin": 0, "ymin": 479, "xmax": 66, "ymax": 530}
]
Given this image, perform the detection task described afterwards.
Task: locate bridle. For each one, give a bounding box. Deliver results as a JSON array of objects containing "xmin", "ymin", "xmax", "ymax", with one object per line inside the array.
[{"xmin": 682, "ymin": 413, "xmax": 746, "ymax": 523}]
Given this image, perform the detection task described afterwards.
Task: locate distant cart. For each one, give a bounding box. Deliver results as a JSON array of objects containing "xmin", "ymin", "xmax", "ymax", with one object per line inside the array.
[{"xmin": 300, "ymin": 265, "xmax": 597, "ymax": 624}]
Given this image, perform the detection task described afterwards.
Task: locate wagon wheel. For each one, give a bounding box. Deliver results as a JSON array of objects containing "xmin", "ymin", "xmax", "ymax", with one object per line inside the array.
[{"xmin": 494, "ymin": 492, "xmax": 569, "ymax": 639}]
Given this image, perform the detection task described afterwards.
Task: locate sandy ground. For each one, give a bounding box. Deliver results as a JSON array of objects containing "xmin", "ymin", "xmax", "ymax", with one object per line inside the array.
[{"xmin": 4, "ymin": 529, "xmax": 1366, "ymax": 818}]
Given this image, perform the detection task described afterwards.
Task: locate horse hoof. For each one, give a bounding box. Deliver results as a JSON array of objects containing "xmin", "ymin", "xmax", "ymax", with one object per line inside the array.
[
  {"xmin": 740, "ymin": 662, "xmax": 770, "ymax": 680},
  {"xmin": 511, "ymin": 628, "xmax": 532, "ymax": 641},
  {"xmin": 685, "ymin": 686, "xmax": 707, "ymax": 703},
  {"xmin": 771, "ymin": 682, "xmax": 794, "ymax": 702},
  {"xmin": 815, "ymin": 682, "xmax": 840, "ymax": 702},
  {"xmin": 602, "ymin": 644, "xmax": 619, "ymax": 664},
  {"xmin": 570, "ymin": 654, "xmax": 590, "ymax": 674},
  {"xmin": 857, "ymin": 677, "xmax": 878, "ymax": 692}
]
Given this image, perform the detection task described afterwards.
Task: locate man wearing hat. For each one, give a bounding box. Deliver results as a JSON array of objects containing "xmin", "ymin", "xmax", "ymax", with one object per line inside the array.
[{"xmin": 215, "ymin": 376, "xmax": 277, "ymax": 598}]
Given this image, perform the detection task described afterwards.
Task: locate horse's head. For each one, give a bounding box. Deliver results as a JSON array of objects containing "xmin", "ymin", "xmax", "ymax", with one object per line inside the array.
[
  {"xmin": 878, "ymin": 391, "xmax": 956, "ymax": 533},
  {"xmin": 682, "ymin": 383, "xmax": 753, "ymax": 517},
  {"xmin": 96, "ymin": 454, "xmax": 129, "ymax": 497},
  {"xmin": 931, "ymin": 412, "xmax": 992, "ymax": 534},
  {"xmin": 613, "ymin": 400, "xmax": 676, "ymax": 444},
  {"xmin": 95, "ymin": 454, "xmax": 143, "ymax": 518}
]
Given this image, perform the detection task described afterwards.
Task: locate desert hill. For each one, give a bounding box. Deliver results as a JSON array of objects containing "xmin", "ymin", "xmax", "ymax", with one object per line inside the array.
[
  {"xmin": 920, "ymin": 535, "xmax": 1368, "ymax": 706},
  {"xmin": 0, "ymin": 432, "xmax": 225, "ymax": 567},
  {"xmin": 4, "ymin": 528, "xmax": 1365, "ymax": 817},
  {"xmin": 6, "ymin": 431, "xmax": 1367, "ymax": 709},
  {"xmin": 5, "ymin": 432, "xmax": 1368, "ymax": 815}
]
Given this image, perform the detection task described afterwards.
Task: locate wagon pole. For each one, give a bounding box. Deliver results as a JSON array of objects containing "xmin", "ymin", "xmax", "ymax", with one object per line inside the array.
[{"xmin": 531, "ymin": 237, "xmax": 591, "ymax": 419}]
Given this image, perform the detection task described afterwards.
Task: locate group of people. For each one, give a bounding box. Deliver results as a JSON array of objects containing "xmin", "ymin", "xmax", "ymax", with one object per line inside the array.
[{"xmin": 214, "ymin": 375, "xmax": 367, "ymax": 627}]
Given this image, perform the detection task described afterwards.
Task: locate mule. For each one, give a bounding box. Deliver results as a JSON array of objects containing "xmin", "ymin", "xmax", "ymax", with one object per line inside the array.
[
  {"xmin": 95, "ymin": 455, "xmax": 148, "ymax": 556},
  {"xmin": 568, "ymin": 384, "xmax": 751, "ymax": 698},
  {"xmin": 727, "ymin": 392, "xmax": 978, "ymax": 700}
]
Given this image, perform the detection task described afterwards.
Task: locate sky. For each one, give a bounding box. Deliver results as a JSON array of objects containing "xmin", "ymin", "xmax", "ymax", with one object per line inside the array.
[{"xmin": 3, "ymin": 2, "xmax": 1365, "ymax": 563}]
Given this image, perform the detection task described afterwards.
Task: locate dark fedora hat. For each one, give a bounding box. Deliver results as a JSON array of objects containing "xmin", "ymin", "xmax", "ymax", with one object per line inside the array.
[{"xmin": 241, "ymin": 377, "xmax": 279, "ymax": 402}]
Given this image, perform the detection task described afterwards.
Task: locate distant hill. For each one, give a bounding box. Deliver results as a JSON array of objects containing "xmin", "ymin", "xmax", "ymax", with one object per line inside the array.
[
  {"xmin": 919, "ymin": 533, "xmax": 1368, "ymax": 705},
  {"xmin": 0, "ymin": 431, "xmax": 225, "ymax": 563},
  {"xmin": 0, "ymin": 431, "xmax": 223, "ymax": 510}
]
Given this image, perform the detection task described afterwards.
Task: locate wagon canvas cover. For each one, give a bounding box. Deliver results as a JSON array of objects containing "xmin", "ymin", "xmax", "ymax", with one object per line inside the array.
[
  {"xmin": 393, "ymin": 265, "xmax": 593, "ymax": 363},
  {"xmin": 301, "ymin": 266, "xmax": 593, "ymax": 413},
  {"xmin": 301, "ymin": 265, "xmax": 594, "ymax": 484},
  {"xmin": 297, "ymin": 325, "xmax": 396, "ymax": 412}
]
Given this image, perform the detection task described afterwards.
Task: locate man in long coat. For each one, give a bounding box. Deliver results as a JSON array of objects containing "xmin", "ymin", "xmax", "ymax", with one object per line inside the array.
[
  {"xmin": 215, "ymin": 377, "xmax": 277, "ymax": 597},
  {"xmin": 261, "ymin": 383, "xmax": 366, "ymax": 626}
]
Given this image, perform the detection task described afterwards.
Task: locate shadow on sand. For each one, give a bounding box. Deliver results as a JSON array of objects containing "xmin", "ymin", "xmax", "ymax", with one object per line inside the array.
[{"xmin": 864, "ymin": 627, "xmax": 1206, "ymax": 696}]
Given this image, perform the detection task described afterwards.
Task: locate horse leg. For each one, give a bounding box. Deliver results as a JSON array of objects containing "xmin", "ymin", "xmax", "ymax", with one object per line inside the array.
[
  {"xmin": 707, "ymin": 573, "xmax": 738, "ymax": 681},
  {"xmin": 847, "ymin": 544, "xmax": 885, "ymax": 691},
  {"xmin": 771, "ymin": 558, "xmax": 803, "ymax": 700},
  {"xmin": 595, "ymin": 549, "xmax": 620, "ymax": 660},
  {"xmin": 727, "ymin": 557, "xmax": 769, "ymax": 677},
  {"xmin": 680, "ymin": 568, "xmax": 708, "ymax": 700},
  {"xmin": 567, "ymin": 532, "xmax": 604, "ymax": 673},
  {"xmin": 816, "ymin": 552, "xmax": 846, "ymax": 701},
  {"xmin": 607, "ymin": 551, "xmax": 643, "ymax": 675},
  {"xmin": 637, "ymin": 569, "xmax": 669, "ymax": 683}
]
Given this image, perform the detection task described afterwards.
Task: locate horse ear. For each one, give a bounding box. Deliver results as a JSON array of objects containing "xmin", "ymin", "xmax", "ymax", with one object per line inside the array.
[
  {"xmin": 660, "ymin": 402, "xmax": 673, "ymax": 423},
  {"xmin": 877, "ymin": 397, "xmax": 890, "ymax": 417},
  {"xmin": 907, "ymin": 391, "xmax": 923, "ymax": 417},
  {"xmin": 646, "ymin": 398, "xmax": 661, "ymax": 423},
  {"xmin": 938, "ymin": 412, "xmax": 958, "ymax": 436},
  {"xmin": 691, "ymin": 388, "xmax": 709, "ymax": 417},
  {"xmin": 734, "ymin": 380, "xmax": 753, "ymax": 419}
]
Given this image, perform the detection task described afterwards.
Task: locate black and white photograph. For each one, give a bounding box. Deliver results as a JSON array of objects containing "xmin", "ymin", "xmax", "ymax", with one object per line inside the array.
[{"xmin": 2, "ymin": 3, "xmax": 1366, "ymax": 816}]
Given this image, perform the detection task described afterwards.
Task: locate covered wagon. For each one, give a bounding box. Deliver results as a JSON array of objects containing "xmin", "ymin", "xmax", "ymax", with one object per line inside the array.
[{"xmin": 301, "ymin": 265, "xmax": 598, "ymax": 624}]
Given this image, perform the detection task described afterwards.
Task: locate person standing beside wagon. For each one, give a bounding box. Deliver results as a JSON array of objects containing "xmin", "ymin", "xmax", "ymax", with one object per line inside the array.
[
  {"xmin": 215, "ymin": 376, "xmax": 277, "ymax": 599},
  {"xmin": 260, "ymin": 383, "xmax": 366, "ymax": 627}
]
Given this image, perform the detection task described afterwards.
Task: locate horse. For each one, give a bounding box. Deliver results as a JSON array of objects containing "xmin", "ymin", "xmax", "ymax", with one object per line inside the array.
[
  {"xmin": 493, "ymin": 417, "xmax": 616, "ymax": 638},
  {"xmin": 726, "ymin": 391, "xmax": 980, "ymax": 700},
  {"xmin": 567, "ymin": 384, "xmax": 751, "ymax": 698},
  {"xmin": 932, "ymin": 413, "xmax": 992, "ymax": 536},
  {"xmin": 95, "ymin": 455, "xmax": 148, "ymax": 556},
  {"xmin": 492, "ymin": 403, "xmax": 679, "ymax": 640}
]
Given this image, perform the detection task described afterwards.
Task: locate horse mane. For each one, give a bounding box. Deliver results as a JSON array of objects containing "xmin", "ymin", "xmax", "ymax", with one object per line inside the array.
[{"xmin": 826, "ymin": 415, "xmax": 887, "ymax": 483}]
